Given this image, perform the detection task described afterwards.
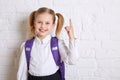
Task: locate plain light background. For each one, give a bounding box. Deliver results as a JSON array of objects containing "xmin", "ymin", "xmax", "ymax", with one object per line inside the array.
[{"xmin": 0, "ymin": 0, "xmax": 120, "ymax": 80}]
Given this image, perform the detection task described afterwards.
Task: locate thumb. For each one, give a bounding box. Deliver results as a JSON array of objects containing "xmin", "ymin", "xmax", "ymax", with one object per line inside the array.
[{"xmin": 65, "ymin": 26, "xmax": 71, "ymax": 32}]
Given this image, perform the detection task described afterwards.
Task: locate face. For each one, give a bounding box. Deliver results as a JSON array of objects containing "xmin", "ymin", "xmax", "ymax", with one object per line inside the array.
[{"xmin": 34, "ymin": 12, "xmax": 55, "ymax": 39}]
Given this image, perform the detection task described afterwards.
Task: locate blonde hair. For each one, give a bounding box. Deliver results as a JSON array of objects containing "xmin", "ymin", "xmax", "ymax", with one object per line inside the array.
[{"xmin": 29, "ymin": 7, "xmax": 64, "ymax": 38}]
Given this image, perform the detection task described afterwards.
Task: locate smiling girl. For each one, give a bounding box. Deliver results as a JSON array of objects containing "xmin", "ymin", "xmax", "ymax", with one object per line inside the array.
[{"xmin": 17, "ymin": 7, "xmax": 79, "ymax": 80}]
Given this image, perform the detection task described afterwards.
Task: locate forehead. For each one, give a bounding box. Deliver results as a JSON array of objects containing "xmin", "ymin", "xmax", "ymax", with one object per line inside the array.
[{"xmin": 35, "ymin": 12, "xmax": 53, "ymax": 21}]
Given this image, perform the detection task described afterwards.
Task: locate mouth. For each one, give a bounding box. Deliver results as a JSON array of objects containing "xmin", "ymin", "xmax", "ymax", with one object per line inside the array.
[{"xmin": 39, "ymin": 29, "xmax": 48, "ymax": 33}]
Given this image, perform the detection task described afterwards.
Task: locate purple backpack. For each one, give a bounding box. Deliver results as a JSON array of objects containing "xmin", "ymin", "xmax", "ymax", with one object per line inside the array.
[{"xmin": 25, "ymin": 37, "xmax": 65, "ymax": 80}]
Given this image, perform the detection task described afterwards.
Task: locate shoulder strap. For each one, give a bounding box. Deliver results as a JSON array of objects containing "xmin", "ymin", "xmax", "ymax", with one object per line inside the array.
[
  {"xmin": 50, "ymin": 37, "xmax": 61, "ymax": 65},
  {"xmin": 51, "ymin": 37, "xmax": 65, "ymax": 80},
  {"xmin": 25, "ymin": 37, "xmax": 35, "ymax": 70}
]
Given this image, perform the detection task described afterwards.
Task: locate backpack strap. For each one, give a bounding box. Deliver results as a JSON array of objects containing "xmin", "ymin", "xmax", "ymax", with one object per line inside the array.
[
  {"xmin": 50, "ymin": 37, "xmax": 61, "ymax": 65},
  {"xmin": 59, "ymin": 62, "xmax": 65, "ymax": 80},
  {"xmin": 51, "ymin": 37, "xmax": 65, "ymax": 80},
  {"xmin": 25, "ymin": 37, "xmax": 35, "ymax": 70}
]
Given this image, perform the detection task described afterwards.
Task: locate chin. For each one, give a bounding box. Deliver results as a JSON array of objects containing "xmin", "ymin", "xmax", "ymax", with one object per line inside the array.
[{"xmin": 38, "ymin": 33, "xmax": 49, "ymax": 37}]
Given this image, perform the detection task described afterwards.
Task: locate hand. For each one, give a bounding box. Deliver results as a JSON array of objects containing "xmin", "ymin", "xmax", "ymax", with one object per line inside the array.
[{"xmin": 65, "ymin": 19, "xmax": 75, "ymax": 40}]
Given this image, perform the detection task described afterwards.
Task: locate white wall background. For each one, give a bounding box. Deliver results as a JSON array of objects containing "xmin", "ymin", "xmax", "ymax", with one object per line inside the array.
[{"xmin": 0, "ymin": 0, "xmax": 120, "ymax": 80}]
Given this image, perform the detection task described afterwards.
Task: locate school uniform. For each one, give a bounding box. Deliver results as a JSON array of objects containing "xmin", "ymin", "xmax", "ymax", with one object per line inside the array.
[{"xmin": 17, "ymin": 35, "xmax": 79, "ymax": 80}]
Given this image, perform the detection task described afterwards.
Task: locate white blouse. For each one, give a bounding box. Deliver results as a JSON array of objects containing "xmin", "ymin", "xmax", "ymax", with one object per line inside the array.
[{"xmin": 17, "ymin": 35, "xmax": 79, "ymax": 80}]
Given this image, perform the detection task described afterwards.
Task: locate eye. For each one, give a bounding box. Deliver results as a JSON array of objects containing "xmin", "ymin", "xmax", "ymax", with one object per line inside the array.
[
  {"xmin": 46, "ymin": 22, "xmax": 50, "ymax": 25},
  {"xmin": 37, "ymin": 21, "xmax": 42, "ymax": 23}
]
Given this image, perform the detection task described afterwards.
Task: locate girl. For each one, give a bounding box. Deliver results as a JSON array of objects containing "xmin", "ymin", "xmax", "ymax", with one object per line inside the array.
[{"xmin": 17, "ymin": 7, "xmax": 79, "ymax": 80}]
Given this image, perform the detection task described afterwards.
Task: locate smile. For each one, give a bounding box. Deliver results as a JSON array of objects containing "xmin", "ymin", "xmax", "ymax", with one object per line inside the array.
[{"xmin": 39, "ymin": 29, "xmax": 48, "ymax": 33}]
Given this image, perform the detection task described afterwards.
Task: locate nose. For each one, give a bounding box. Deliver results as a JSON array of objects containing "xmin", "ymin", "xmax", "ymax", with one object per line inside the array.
[
  {"xmin": 41, "ymin": 23, "xmax": 48, "ymax": 28},
  {"xmin": 40, "ymin": 23, "xmax": 45, "ymax": 28}
]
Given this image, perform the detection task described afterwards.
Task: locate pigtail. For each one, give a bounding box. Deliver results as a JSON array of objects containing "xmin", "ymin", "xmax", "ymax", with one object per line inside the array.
[
  {"xmin": 55, "ymin": 13, "xmax": 64, "ymax": 38},
  {"xmin": 29, "ymin": 11, "xmax": 36, "ymax": 37}
]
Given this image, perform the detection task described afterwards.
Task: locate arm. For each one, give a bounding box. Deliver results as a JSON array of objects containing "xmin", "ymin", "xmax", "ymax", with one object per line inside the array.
[
  {"xmin": 17, "ymin": 43, "xmax": 28, "ymax": 80},
  {"xmin": 58, "ymin": 39, "xmax": 79, "ymax": 65},
  {"xmin": 59, "ymin": 19, "xmax": 79, "ymax": 64}
]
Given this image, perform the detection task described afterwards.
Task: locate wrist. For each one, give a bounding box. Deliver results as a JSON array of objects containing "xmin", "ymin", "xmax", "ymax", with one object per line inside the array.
[{"xmin": 69, "ymin": 35, "xmax": 75, "ymax": 40}]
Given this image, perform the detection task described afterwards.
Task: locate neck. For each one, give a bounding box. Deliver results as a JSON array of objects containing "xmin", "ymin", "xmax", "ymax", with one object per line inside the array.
[{"xmin": 37, "ymin": 35, "xmax": 49, "ymax": 41}]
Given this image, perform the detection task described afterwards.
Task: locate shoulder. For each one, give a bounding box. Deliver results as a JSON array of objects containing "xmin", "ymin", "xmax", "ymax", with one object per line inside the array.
[
  {"xmin": 20, "ymin": 42, "xmax": 25, "ymax": 51},
  {"xmin": 57, "ymin": 38, "xmax": 66, "ymax": 47},
  {"xmin": 20, "ymin": 37, "xmax": 34, "ymax": 49},
  {"xmin": 51, "ymin": 36, "xmax": 64, "ymax": 43}
]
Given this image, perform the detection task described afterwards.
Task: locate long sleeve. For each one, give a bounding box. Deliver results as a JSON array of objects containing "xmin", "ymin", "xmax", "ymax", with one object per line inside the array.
[
  {"xmin": 17, "ymin": 43, "xmax": 28, "ymax": 80},
  {"xmin": 58, "ymin": 39, "xmax": 79, "ymax": 65}
]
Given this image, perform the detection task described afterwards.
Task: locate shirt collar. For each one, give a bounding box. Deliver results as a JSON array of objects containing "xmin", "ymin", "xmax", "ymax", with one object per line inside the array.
[{"xmin": 35, "ymin": 35, "xmax": 51, "ymax": 44}]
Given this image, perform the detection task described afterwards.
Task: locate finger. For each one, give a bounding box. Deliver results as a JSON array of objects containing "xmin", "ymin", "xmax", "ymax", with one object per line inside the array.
[{"xmin": 69, "ymin": 19, "xmax": 73, "ymax": 27}]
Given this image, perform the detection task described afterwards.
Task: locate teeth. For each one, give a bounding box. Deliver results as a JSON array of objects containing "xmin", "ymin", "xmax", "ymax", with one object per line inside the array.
[
  {"xmin": 41, "ymin": 30, "xmax": 45, "ymax": 31},
  {"xmin": 39, "ymin": 29, "xmax": 46, "ymax": 32}
]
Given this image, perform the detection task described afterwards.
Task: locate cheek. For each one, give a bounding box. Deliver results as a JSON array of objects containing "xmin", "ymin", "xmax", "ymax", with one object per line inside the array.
[
  {"xmin": 34, "ymin": 26, "xmax": 39, "ymax": 32},
  {"xmin": 34, "ymin": 23, "xmax": 39, "ymax": 29},
  {"xmin": 50, "ymin": 24, "xmax": 55, "ymax": 29},
  {"xmin": 48, "ymin": 25, "xmax": 54, "ymax": 30}
]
